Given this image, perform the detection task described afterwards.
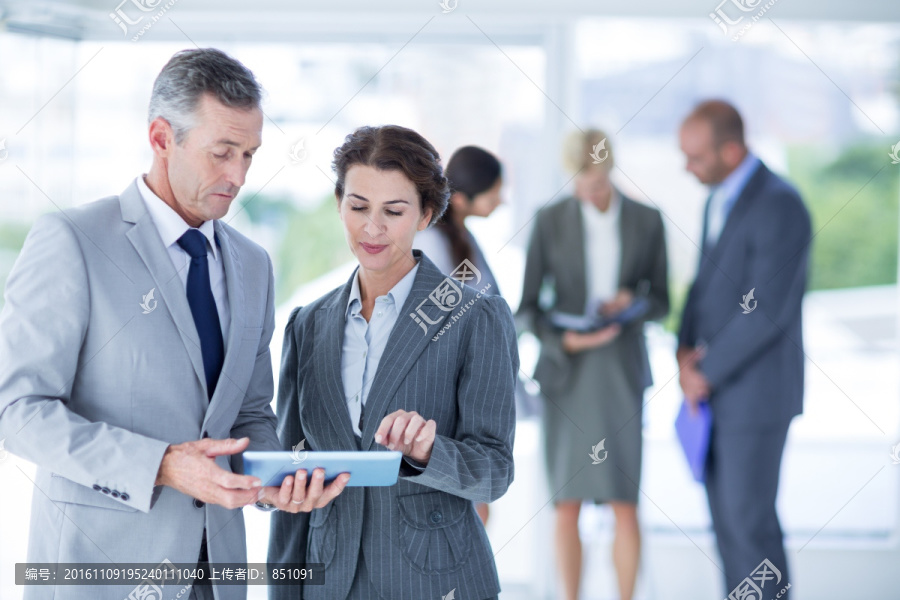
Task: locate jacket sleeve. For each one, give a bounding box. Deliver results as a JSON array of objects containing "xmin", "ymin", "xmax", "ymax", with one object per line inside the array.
[
  {"xmin": 635, "ymin": 209, "xmax": 670, "ymax": 324},
  {"xmin": 399, "ymin": 295, "xmax": 518, "ymax": 503},
  {"xmin": 0, "ymin": 213, "xmax": 169, "ymax": 513},
  {"xmin": 516, "ymin": 211, "xmax": 563, "ymax": 348}
]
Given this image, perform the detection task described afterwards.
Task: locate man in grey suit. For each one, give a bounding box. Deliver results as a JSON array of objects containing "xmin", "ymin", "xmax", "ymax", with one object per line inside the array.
[
  {"xmin": 0, "ymin": 49, "xmax": 343, "ymax": 600},
  {"xmin": 677, "ymin": 100, "xmax": 810, "ymax": 599}
]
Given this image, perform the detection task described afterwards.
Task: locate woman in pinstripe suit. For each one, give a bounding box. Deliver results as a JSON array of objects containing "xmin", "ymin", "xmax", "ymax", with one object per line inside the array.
[{"xmin": 268, "ymin": 125, "xmax": 519, "ymax": 600}]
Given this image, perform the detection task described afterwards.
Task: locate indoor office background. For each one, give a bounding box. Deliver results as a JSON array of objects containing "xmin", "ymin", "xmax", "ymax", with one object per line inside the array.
[{"xmin": 0, "ymin": 0, "xmax": 898, "ymax": 598}]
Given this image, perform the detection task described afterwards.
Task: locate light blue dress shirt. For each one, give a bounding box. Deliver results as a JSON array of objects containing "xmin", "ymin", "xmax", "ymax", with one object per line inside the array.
[
  {"xmin": 341, "ymin": 260, "xmax": 420, "ymax": 437},
  {"xmin": 705, "ymin": 152, "xmax": 760, "ymax": 247}
]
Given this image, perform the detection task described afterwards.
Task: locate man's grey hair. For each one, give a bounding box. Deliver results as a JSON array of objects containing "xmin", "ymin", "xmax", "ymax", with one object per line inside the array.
[{"xmin": 148, "ymin": 48, "xmax": 262, "ymax": 145}]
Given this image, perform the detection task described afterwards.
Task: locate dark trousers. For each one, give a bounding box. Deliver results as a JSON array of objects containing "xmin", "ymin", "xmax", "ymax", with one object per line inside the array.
[
  {"xmin": 705, "ymin": 421, "xmax": 792, "ymax": 600},
  {"xmin": 189, "ymin": 531, "xmax": 214, "ymax": 600}
]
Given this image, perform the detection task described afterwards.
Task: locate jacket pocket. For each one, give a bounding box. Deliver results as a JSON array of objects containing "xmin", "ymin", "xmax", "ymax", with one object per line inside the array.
[
  {"xmin": 397, "ymin": 491, "xmax": 472, "ymax": 574},
  {"xmin": 307, "ymin": 500, "xmax": 337, "ymax": 568}
]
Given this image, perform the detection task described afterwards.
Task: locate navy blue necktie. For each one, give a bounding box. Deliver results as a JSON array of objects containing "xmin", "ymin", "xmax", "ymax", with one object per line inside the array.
[{"xmin": 177, "ymin": 229, "xmax": 224, "ymax": 400}]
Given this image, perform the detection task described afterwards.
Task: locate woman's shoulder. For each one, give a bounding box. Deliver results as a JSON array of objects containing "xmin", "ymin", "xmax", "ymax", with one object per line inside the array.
[
  {"xmin": 284, "ymin": 283, "xmax": 349, "ymax": 336},
  {"xmin": 458, "ymin": 286, "xmax": 515, "ymax": 331}
]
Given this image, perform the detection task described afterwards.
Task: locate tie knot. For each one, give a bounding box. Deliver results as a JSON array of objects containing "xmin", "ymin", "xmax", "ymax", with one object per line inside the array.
[{"xmin": 177, "ymin": 229, "xmax": 208, "ymax": 259}]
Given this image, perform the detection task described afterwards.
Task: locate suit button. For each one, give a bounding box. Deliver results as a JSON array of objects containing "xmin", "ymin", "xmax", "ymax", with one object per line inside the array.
[
  {"xmin": 429, "ymin": 511, "xmax": 442, "ymax": 524},
  {"xmin": 121, "ymin": 493, "xmax": 130, "ymax": 501},
  {"xmin": 193, "ymin": 499, "xmax": 205, "ymax": 508},
  {"xmin": 101, "ymin": 487, "xmax": 110, "ymax": 495},
  {"xmin": 111, "ymin": 491, "xmax": 120, "ymax": 498},
  {"xmin": 92, "ymin": 484, "xmax": 101, "ymax": 491}
]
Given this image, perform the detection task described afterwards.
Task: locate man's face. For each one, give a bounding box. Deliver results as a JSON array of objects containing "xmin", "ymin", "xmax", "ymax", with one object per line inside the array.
[
  {"xmin": 163, "ymin": 93, "xmax": 263, "ymax": 224},
  {"xmin": 679, "ymin": 119, "xmax": 730, "ymax": 186}
]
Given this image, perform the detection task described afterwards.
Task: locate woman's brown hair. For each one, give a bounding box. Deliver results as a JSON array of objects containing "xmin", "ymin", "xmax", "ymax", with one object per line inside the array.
[{"xmin": 332, "ymin": 125, "xmax": 450, "ymax": 225}]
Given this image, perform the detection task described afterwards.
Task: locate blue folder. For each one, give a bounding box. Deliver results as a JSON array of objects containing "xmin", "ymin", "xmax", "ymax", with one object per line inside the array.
[
  {"xmin": 549, "ymin": 297, "xmax": 650, "ymax": 333},
  {"xmin": 674, "ymin": 399, "xmax": 712, "ymax": 483}
]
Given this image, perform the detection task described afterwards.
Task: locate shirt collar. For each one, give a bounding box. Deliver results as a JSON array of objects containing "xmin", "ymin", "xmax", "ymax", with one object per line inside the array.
[
  {"xmin": 136, "ymin": 175, "xmax": 218, "ymax": 260},
  {"xmin": 580, "ymin": 187, "xmax": 622, "ymax": 222},
  {"xmin": 346, "ymin": 259, "xmax": 420, "ymax": 318},
  {"xmin": 711, "ymin": 152, "xmax": 760, "ymax": 208}
]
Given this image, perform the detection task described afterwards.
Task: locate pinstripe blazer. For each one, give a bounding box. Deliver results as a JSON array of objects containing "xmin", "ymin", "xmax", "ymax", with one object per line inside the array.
[{"xmin": 268, "ymin": 251, "xmax": 518, "ymax": 600}]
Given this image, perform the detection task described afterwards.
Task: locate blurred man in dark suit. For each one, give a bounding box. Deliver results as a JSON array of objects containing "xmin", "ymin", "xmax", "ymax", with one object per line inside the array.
[{"xmin": 677, "ymin": 100, "xmax": 810, "ymax": 599}]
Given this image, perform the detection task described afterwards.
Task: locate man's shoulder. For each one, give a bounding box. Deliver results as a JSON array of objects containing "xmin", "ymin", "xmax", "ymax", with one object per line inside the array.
[
  {"xmin": 752, "ymin": 162, "xmax": 800, "ymax": 199},
  {"xmin": 35, "ymin": 195, "xmax": 124, "ymax": 238}
]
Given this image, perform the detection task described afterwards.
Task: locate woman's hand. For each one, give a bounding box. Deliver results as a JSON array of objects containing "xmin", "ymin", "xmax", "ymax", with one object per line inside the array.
[
  {"xmin": 375, "ymin": 410, "xmax": 437, "ymax": 465},
  {"xmin": 562, "ymin": 324, "xmax": 621, "ymax": 354},
  {"xmin": 599, "ymin": 288, "xmax": 634, "ymax": 316}
]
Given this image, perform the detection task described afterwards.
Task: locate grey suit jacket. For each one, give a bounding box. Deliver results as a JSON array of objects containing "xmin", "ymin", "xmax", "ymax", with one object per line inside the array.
[
  {"xmin": 0, "ymin": 181, "xmax": 281, "ymax": 600},
  {"xmin": 268, "ymin": 251, "xmax": 518, "ymax": 600},
  {"xmin": 678, "ymin": 161, "xmax": 811, "ymax": 429},
  {"xmin": 517, "ymin": 193, "xmax": 669, "ymax": 398}
]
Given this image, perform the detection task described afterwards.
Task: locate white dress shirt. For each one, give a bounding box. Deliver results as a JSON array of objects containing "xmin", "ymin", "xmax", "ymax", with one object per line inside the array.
[
  {"xmin": 341, "ymin": 261, "xmax": 419, "ymax": 437},
  {"xmin": 580, "ymin": 191, "xmax": 622, "ymax": 315},
  {"xmin": 136, "ymin": 175, "xmax": 231, "ymax": 345},
  {"xmin": 705, "ymin": 152, "xmax": 761, "ymax": 247}
]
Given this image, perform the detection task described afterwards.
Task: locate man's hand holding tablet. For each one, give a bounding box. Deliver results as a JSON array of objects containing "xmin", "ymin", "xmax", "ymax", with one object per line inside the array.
[{"xmin": 257, "ymin": 468, "xmax": 351, "ymax": 513}]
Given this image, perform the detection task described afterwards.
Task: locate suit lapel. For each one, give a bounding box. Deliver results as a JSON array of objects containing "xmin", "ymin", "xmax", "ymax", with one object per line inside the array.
[
  {"xmin": 120, "ymin": 183, "xmax": 208, "ymax": 401},
  {"xmin": 314, "ymin": 279, "xmax": 359, "ymax": 449},
  {"xmin": 710, "ymin": 162, "xmax": 765, "ymax": 260},
  {"xmin": 696, "ymin": 162, "xmax": 767, "ymax": 288},
  {"xmin": 359, "ymin": 253, "xmax": 453, "ymax": 450},
  {"xmin": 203, "ymin": 223, "xmax": 245, "ymax": 428}
]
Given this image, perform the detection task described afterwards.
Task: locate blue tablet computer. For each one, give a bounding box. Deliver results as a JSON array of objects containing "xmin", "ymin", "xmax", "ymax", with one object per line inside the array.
[{"xmin": 242, "ymin": 450, "xmax": 403, "ymax": 487}]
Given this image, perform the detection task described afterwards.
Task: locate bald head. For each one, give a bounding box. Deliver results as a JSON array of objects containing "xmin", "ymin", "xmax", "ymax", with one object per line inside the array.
[
  {"xmin": 683, "ymin": 100, "xmax": 745, "ymax": 148},
  {"xmin": 679, "ymin": 100, "xmax": 748, "ymax": 185}
]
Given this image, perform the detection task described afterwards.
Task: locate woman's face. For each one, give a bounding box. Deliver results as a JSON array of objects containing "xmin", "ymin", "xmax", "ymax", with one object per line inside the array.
[
  {"xmin": 339, "ymin": 164, "xmax": 433, "ymax": 280},
  {"xmin": 574, "ymin": 165, "xmax": 613, "ymax": 211},
  {"xmin": 464, "ymin": 176, "xmax": 503, "ymax": 218}
]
